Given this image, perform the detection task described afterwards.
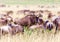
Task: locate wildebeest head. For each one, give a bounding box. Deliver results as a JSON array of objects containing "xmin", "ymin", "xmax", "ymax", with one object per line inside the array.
[
  {"xmin": 38, "ymin": 17, "xmax": 44, "ymax": 25},
  {"xmin": 47, "ymin": 23, "xmax": 53, "ymax": 30},
  {"xmin": 28, "ymin": 15, "xmax": 39, "ymax": 25},
  {"xmin": 44, "ymin": 21, "xmax": 54, "ymax": 31}
]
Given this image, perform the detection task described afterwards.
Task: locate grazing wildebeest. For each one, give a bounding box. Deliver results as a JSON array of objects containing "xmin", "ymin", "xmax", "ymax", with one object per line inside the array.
[
  {"xmin": 14, "ymin": 15, "xmax": 38, "ymax": 27},
  {"xmin": 44, "ymin": 20, "xmax": 54, "ymax": 30}
]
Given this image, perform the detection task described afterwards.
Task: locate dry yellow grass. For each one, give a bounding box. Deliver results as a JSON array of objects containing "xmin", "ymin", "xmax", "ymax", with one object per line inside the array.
[{"xmin": 0, "ymin": 30, "xmax": 60, "ymax": 42}]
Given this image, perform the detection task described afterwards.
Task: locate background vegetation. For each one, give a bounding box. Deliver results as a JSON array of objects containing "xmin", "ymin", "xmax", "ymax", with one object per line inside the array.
[{"xmin": 0, "ymin": 0, "xmax": 60, "ymax": 5}]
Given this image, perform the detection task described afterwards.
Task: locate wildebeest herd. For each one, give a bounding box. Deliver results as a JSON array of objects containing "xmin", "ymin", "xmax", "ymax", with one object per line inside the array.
[{"xmin": 0, "ymin": 10, "xmax": 60, "ymax": 35}]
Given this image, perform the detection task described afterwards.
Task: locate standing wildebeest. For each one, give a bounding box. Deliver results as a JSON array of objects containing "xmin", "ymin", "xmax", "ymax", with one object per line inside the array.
[
  {"xmin": 0, "ymin": 24, "xmax": 12, "ymax": 35},
  {"xmin": 9, "ymin": 23, "xmax": 24, "ymax": 34},
  {"xmin": 53, "ymin": 16, "xmax": 60, "ymax": 32},
  {"xmin": 14, "ymin": 15, "xmax": 39, "ymax": 27}
]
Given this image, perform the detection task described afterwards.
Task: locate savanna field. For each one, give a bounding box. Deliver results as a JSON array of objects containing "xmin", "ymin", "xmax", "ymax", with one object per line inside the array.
[{"xmin": 0, "ymin": 5, "xmax": 60, "ymax": 42}]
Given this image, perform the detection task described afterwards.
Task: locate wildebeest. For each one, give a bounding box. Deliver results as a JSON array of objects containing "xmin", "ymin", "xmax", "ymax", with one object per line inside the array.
[
  {"xmin": 44, "ymin": 20, "xmax": 54, "ymax": 30},
  {"xmin": 0, "ymin": 23, "xmax": 24, "ymax": 35},
  {"xmin": 0, "ymin": 24, "xmax": 12, "ymax": 35},
  {"xmin": 9, "ymin": 23, "xmax": 24, "ymax": 34},
  {"xmin": 0, "ymin": 17, "xmax": 7, "ymax": 25},
  {"xmin": 14, "ymin": 15, "xmax": 39, "ymax": 27},
  {"xmin": 53, "ymin": 16, "xmax": 60, "ymax": 31},
  {"xmin": 0, "ymin": 14, "xmax": 13, "ymax": 26},
  {"xmin": 6, "ymin": 15, "xmax": 13, "ymax": 23},
  {"xmin": 38, "ymin": 17, "xmax": 44, "ymax": 25}
]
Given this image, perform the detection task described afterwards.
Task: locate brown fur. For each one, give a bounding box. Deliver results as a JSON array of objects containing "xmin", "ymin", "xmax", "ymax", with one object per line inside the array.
[{"xmin": 14, "ymin": 15, "xmax": 38, "ymax": 27}]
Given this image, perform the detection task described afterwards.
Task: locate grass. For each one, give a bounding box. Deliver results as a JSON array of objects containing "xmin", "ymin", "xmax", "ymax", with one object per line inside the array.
[
  {"xmin": 0, "ymin": 5, "xmax": 60, "ymax": 42},
  {"xmin": 0, "ymin": 27, "xmax": 60, "ymax": 42},
  {"xmin": 0, "ymin": 0, "xmax": 60, "ymax": 5}
]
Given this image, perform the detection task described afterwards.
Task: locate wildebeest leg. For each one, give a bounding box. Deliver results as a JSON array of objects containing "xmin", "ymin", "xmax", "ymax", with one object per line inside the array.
[
  {"xmin": 9, "ymin": 29, "xmax": 13, "ymax": 35},
  {"xmin": 27, "ymin": 20, "xmax": 31, "ymax": 28},
  {"xmin": 0, "ymin": 29, "xmax": 2, "ymax": 38},
  {"xmin": 0, "ymin": 29, "xmax": 1, "ymax": 36},
  {"xmin": 54, "ymin": 24, "xmax": 58, "ymax": 34}
]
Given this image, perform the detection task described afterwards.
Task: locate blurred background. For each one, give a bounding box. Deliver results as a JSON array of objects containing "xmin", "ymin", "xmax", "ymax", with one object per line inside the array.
[{"xmin": 0, "ymin": 0, "xmax": 60, "ymax": 5}]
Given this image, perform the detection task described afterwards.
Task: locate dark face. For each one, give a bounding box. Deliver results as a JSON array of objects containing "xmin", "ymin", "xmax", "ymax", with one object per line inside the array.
[
  {"xmin": 29, "ymin": 15, "xmax": 38, "ymax": 24},
  {"xmin": 47, "ymin": 24, "xmax": 53, "ymax": 30}
]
